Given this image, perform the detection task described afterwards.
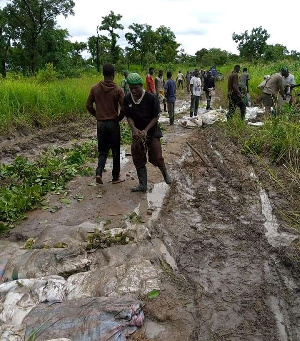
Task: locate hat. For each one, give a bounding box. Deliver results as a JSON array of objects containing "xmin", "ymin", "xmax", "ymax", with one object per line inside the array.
[
  {"xmin": 126, "ymin": 73, "xmax": 143, "ymax": 85},
  {"xmin": 281, "ymin": 66, "xmax": 288, "ymax": 73}
]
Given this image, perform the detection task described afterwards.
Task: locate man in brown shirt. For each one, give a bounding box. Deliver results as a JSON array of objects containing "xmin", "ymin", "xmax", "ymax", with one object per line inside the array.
[
  {"xmin": 262, "ymin": 67, "xmax": 287, "ymax": 116},
  {"xmin": 86, "ymin": 63, "xmax": 125, "ymax": 184},
  {"xmin": 227, "ymin": 64, "xmax": 246, "ymax": 119}
]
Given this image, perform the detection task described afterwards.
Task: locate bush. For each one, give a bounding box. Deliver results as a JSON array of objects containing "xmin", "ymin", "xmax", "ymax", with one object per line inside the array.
[{"xmin": 36, "ymin": 63, "xmax": 58, "ymax": 83}]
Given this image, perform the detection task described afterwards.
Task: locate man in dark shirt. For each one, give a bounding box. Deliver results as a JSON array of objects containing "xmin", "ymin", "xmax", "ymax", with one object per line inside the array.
[
  {"xmin": 86, "ymin": 63, "xmax": 125, "ymax": 185},
  {"xmin": 124, "ymin": 72, "xmax": 172, "ymax": 192},
  {"xmin": 203, "ymin": 71, "xmax": 215, "ymax": 110},
  {"xmin": 164, "ymin": 71, "xmax": 176, "ymax": 125},
  {"xmin": 227, "ymin": 65, "xmax": 246, "ymax": 119}
]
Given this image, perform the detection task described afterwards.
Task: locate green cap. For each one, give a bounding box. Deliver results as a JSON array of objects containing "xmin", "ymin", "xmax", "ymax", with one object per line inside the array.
[{"xmin": 126, "ymin": 72, "xmax": 143, "ymax": 85}]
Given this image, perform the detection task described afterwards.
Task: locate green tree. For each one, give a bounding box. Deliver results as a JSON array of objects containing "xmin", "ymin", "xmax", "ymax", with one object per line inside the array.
[
  {"xmin": 125, "ymin": 23, "xmax": 157, "ymax": 66},
  {"xmin": 155, "ymin": 26, "xmax": 179, "ymax": 63},
  {"xmin": 232, "ymin": 26, "xmax": 270, "ymax": 61},
  {"xmin": 99, "ymin": 11, "xmax": 123, "ymax": 64},
  {"xmin": 87, "ymin": 34, "xmax": 111, "ymax": 67},
  {"xmin": 263, "ymin": 44, "xmax": 288, "ymax": 61},
  {"xmin": 37, "ymin": 28, "xmax": 73, "ymax": 70},
  {"xmin": 0, "ymin": 8, "xmax": 12, "ymax": 77},
  {"xmin": 195, "ymin": 48, "xmax": 208, "ymax": 64},
  {"xmin": 5, "ymin": 0, "xmax": 75, "ymax": 74}
]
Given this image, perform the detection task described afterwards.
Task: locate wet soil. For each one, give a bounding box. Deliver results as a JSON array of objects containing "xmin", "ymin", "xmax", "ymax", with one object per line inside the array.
[{"xmin": 0, "ymin": 95, "xmax": 299, "ymax": 341}]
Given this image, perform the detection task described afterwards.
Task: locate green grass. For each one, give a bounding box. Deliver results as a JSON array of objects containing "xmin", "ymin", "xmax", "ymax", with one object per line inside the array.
[{"xmin": 0, "ymin": 141, "xmax": 97, "ymax": 231}]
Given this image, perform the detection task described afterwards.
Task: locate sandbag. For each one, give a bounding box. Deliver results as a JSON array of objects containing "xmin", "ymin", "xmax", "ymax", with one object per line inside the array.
[
  {"xmin": 3, "ymin": 248, "xmax": 90, "ymax": 281},
  {"xmin": 24, "ymin": 297, "xmax": 144, "ymax": 341}
]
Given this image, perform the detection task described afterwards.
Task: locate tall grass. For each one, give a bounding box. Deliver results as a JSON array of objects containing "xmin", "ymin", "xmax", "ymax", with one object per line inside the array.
[{"xmin": 0, "ymin": 73, "xmax": 127, "ymax": 135}]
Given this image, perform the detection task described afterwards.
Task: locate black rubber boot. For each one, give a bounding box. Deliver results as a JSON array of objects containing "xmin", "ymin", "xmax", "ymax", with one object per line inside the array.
[
  {"xmin": 159, "ymin": 165, "xmax": 172, "ymax": 184},
  {"xmin": 131, "ymin": 167, "xmax": 147, "ymax": 192}
]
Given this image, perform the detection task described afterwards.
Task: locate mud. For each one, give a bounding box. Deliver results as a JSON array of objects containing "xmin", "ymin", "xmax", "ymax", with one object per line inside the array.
[{"xmin": 0, "ymin": 95, "xmax": 299, "ymax": 340}]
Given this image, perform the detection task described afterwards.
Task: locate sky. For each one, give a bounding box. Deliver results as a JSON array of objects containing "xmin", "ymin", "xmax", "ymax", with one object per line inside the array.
[{"xmin": 1, "ymin": 0, "xmax": 299, "ymax": 56}]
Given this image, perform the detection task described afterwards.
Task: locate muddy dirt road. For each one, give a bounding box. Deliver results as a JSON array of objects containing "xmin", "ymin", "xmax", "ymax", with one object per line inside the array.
[{"xmin": 0, "ymin": 97, "xmax": 299, "ymax": 341}]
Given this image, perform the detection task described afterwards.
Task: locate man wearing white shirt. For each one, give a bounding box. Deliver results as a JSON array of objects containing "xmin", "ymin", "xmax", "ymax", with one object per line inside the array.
[{"xmin": 189, "ymin": 69, "xmax": 202, "ymax": 117}]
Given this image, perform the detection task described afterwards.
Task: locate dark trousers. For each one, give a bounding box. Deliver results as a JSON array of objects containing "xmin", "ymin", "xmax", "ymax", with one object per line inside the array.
[
  {"xmin": 177, "ymin": 80, "xmax": 183, "ymax": 89},
  {"xmin": 205, "ymin": 90, "xmax": 211, "ymax": 109},
  {"xmin": 228, "ymin": 94, "xmax": 246, "ymax": 119},
  {"xmin": 131, "ymin": 137, "xmax": 165, "ymax": 170},
  {"xmin": 167, "ymin": 102, "xmax": 175, "ymax": 125},
  {"xmin": 190, "ymin": 95, "xmax": 200, "ymax": 117},
  {"xmin": 96, "ymin": 120, "xmax": 120, "ymax": 180}
]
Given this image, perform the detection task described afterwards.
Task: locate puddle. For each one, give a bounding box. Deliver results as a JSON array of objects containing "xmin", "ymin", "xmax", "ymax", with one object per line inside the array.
[
  {"xmin": 153, "ymin": 239, "xmax": 178, "ymax": 271},
  {"xmin": 268, "ymin": 296, "xmax": 288, "ymax": 341},
  {"xmin": 250, "ymin": 170, "xmax": 297, "ymax": 247},
  {"xmin": 147, "ymin": 182, "xmax": 169, "ymax": 220},
  {"xmin": 259, "ymin": 188, "xmax": 297, "ymax": 247},
  {"xmin": 105, "ymin": 147, "xmax": 130, "ymax": 169},
  {"xmin": 144, "ymin": 320, "xmax": 166, "ymax": 338}
]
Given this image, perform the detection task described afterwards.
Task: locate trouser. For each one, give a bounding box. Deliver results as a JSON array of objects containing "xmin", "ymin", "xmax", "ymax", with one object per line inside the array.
[
  {"xmin": 131, "ymin": 136, "xmax": 165, "ymax": 169},
  {"xmin": 190, "ymin": 95, "xmax": 200, "ymax": 117},
  {"xmin": 205, "ymin": 90, "xmax": 211, "ymax": 109},
  {"xmin": 264, "ymin": 93, "xmax": 280, "ymax": 116},
  {"xmin": 228, "ymin": 94, "xmax": 246, "ymax": 119},
  {"xmin": 96, "ymin": 120, "xmax": 120, "ymax": 180},
  {"xmin": 167, "ymin": 102, "xmax": 175, "ymax": 124},
  {"xmin": 178, "ymin": 80, "xmax": 183, "ymax": 89}
]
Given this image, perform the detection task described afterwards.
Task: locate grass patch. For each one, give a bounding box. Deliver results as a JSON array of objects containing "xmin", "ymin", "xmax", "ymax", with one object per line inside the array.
[{"xmin": 0, "ymin": 141, "xmax": 97, "ymax": 229}]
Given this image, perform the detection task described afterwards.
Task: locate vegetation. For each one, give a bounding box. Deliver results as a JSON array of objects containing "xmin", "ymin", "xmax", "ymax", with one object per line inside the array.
[{"xmin": 0, "ymin": 142, "xmax": 96, "ymax": 230}]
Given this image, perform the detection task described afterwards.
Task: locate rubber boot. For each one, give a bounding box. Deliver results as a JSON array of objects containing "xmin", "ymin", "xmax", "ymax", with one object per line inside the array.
[
  {"xmin": 206, "ymin": 99, "xmax": 211, "ymax": 110},
  {"xmin": 131, "ymin": 167, "xmax": 147, "ymax": 192},
  {"xmin": 159, "ymin": 165, "xmax": 172, "ymax": 184}
]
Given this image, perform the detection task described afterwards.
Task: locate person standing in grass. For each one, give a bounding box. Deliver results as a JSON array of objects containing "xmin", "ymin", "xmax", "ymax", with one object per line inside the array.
[
  {"xmin": 86, "ymin": 63, "xmax": 125, "ymax": 185},
  {"xmin": 203, "ymin": 70, "xmax": 215, "ymax": 110},
  {"xmin": 146, "ymin": 67, "xmax": 155, "ymax": 93},
  {"xmin": 121, "ymin": 70, "xmax": 130, "ymax": 96},
  {"xmin": 189, "ymin": 69, "xmax": 202, "ymax": 117},
  {"xmin": 164, "ymin": 71, "xmax": 176, "ymax": 125},
  {"xmin": 227, "ymin": 64, "xmax": 246, "ymax": 119},
  {"xmin": 262, "ymin": 67, "xmax": 287, "ymax": 117},
  {"xmin": 176, "ymin": 70, "xmax": 184, "ymax": 89},
  {"xmin": 124, "ymin": 72, "xmax": 172, "ymax": 192},
  {"xmin": 239, "ymin": 67, "xmax": 251, "ymax": 106},
  {"xmin": 155, "ymin": 69, "xmax": 167, "ymax": 112}
]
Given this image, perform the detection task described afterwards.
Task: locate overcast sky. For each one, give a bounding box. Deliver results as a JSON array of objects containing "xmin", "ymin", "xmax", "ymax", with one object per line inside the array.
[{"xmin": 1, "ymin": 0, "xmax": 299, "ymax": 55}]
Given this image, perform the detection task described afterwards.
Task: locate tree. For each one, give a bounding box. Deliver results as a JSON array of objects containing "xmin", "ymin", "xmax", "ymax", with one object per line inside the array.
[
  {"xmin": 0, "ymin": 8, "xmax": 12, "ymax": 77},
  {"xmin": 5, "ymin": 0, "xmax": 75, "ymax": 74},
  {"xmin": 99, "ymin": 11, "xmax": 123, "ymax": 64},
  {"xmin": 232, "ymin": 26, "xmax": 270, "ymax": 61},
  {"xmin": 87, "ymin": 34, "xmax": 111, "ymax": 67},
  {"xmin": 195, "ymin": 48, "xmax": 208, "ymax": 64},
  {"xmin": 263, "ymin": 44, "xmax": 288, "ymax": 61},
  {"xmin": 125, "ymin": 24, "xmax": 157, "ymax": 66},
  {"xmin": 37, "ymin": 28, "xmax": 72, "ymax": 70},
  {"xmin": 155, "ymin": 26, "xmax": 179, "ymax": 63}
]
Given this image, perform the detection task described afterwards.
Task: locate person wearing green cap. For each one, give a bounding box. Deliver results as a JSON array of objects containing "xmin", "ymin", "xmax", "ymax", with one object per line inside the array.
[{"xmin": 124, "ymin": 72, "xmax": 172, "ymax": 192}]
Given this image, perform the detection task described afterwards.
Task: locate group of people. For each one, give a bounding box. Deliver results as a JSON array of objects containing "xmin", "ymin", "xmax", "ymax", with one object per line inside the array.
[
  {"xmin": 86, "ymin": 63, "xmax": 172, "ymax": 193},
  {"xmin": 227, "ymin": 64, "xmax": 297, "ymax": 119}
]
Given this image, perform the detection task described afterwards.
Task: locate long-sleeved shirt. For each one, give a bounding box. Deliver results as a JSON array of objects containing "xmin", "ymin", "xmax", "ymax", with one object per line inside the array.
[{"xmin": 86, "ymin": 80, "xmax": 125, "ymax": 121}]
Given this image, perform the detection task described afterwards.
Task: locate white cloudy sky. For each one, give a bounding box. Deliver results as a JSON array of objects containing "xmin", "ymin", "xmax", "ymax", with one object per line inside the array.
[{"xmin": 1, "ymin": 0, "xmax": 299, "ymax": 55}]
